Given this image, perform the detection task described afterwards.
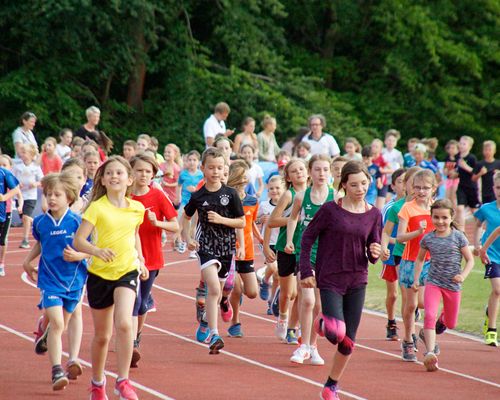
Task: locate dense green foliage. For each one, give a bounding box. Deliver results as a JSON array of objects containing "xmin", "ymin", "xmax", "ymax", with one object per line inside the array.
[{"xmin": 1, "ymin": 1, "xmax": 498, "ymax": 155}]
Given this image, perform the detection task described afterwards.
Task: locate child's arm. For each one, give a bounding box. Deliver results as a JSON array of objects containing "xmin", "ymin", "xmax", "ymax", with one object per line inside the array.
[
  {"xmin": 479, "ymin": 226, "xmax": 500, "ymax": 265},
  {"xmin": 454, "ymin": 245, "xmax": 475, "ymax": 283},
  {"xmin": 0, "ymin": 186, "xmax": 21, "ymax": 203},
  {"xmin": 472, "ymin": 165, "xmax": 488, "ymax": 182},
  {"xmin": 135, "ymin": 228, "xmax": 149, "ymax": 280},
  {"xmin": 262, "ymin": 223, "xmax": 275, "ymax": 263},
  {"xmin": 411, "ymin": 247, "xmax": 427, "ymax": 291},
  {"xmin": 376, "ymin": 177, "xmax": 383, "ymax": 190},
  {"xmin": 380, "ymin": 220, "xmax": 395, "ymax": 261},
  {"xmin": 207, "ymin": 212, "xmax": 245, "ymax": 229},
  {"xmin": 73, "ymin": 219, "xmax": 116, "ymax": 262},
  {"xmin": 256, "ymin": 176, "xmax": 264, "ymax": 198},
  {"xmin": 236, "ymin": 228, "xmax": 245, "ymax": 259},
  {"xmin": 252, "ymin": 221, "xmax": 263, "ymax": 244},
  {"xmin": 23, "ymin": 241, "xmax": 41, "ymax": 283},
  {"xmin": 473, "ymin": 218, "xmax": 484, "ymax": 255},
  {"xmin": 285, "ymin": 192, "xmax": 303, "ymax": 254},
  {"xmin": 268, "ymin": 190, "xmax": 292, "ymax": 228},
  {"xmin": 146, "ymin": 209, "xmax": 179, "ymax": 233},
  {"xmin": 63, "ymin": 245, "xmax": 90, "ymax": 262},
  {"xmin": 396, "ymin": 218, "xmax": 425, "ymax": 243}
]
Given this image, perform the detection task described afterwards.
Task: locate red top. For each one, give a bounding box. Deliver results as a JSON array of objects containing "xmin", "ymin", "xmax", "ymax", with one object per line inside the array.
[
  {"xmin": 41, "ymin": 152, "xmax": 62, "ymax": 175},
  {"xmin": 131, "ymin": 187, "xmax": 178, "ymax": 270},
  {"xmin": 160, "ymin": 162, "xmax": 180, "ymax": 204},
  {"xmin": 373, "ymin": 154, "xmax": 389, "ymax": 185}
]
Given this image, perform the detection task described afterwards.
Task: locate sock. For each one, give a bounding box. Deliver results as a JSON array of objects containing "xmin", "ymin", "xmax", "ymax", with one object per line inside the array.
[
  {"xmin": 210, "ymin": 328, "xmax": 219, "ymax": 336},
  {"xmin": 92, "ymin": 379, "xmax": 105, "ymax": 386},
  {"xmin": 487, "ymin": 327, "xmax": 497, "ymax": 332},
  {"xmin": 117, "ymin": 377, "xmax": 126, "ymax": 383},
  {"xmin": 388, "ymin": 319, "xmax": 396, "ymax": 325},
  {"xmin": 279, "ymin": 312, "xmax": 288, "ymax": 321},
  {"xmin": 325, "ymin": 377, "xmax": 338, "ymax": 388}
]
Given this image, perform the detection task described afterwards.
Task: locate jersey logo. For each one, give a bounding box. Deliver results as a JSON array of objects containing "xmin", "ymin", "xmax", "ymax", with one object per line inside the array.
[
  {"xmin": 202, "ymin": 201, "xmax": 209, "ymax": 206},
  {"xmin": 245, "ymin": 210, "xmax": 252, "ymax": 215},
  {"xmin": 220, "ymin": 194, "xmax": 230, "ymax": 206},
  {"xmin": 129, "ymin": 280, "xmax": 136, "ymax": 287},
  {"xmin": 50, "ymin": 229, "xmax": 67, "ymax": 236}
]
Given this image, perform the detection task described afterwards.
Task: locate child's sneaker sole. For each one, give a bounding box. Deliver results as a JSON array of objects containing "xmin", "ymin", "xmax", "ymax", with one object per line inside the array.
[
  {"xmin": 209, "ymin": 338, "xmax": 224, "ymax": 354},
  {"xmin": 66, "ymin": 360, "xmax": 83, "ymax": 380},
  {"xmin": 52, "ymin": 375, "xmax": 69, "ymax": 391},
  {"xmin": 424, "ymin": 352, "xmax": 439, "ymax": 372}
]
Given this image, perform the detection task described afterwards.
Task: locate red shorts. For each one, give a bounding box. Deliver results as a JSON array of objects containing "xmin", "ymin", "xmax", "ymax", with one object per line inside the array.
[{"xmin": 380, "ymin": 264, "xmax": 398, "ymax": 282}]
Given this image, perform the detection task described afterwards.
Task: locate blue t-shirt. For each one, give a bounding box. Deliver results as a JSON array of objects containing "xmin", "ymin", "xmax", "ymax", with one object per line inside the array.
[
  {"xmin": 32, "ymin": 208, "xmax": 87, "ymax": 292},
  {"xmin": 0, "ymin": 167, "xmax": 19, "ymax": 222},
  {"xmin": 418, "ymin": 160, "xmax": 438, "ymax": 174},
  {"xmin": 367, "ymin": 163, "xmax": 381, "ymax": 205},
  {"xmin": 178, "ymin": 169, "xmax": 204, "ymax": 206},
  {"xmin": 474, "ymin": 201, "xmax": 500, "ymax": 264},
  {"xmin": 80, "ymin": 177, "xmax": 93, "ymax": 198}
]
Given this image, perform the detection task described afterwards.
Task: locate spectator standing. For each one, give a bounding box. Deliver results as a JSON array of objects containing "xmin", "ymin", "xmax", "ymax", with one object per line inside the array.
[
  {"xmin": 301, "ymin": 114, "xmax": 340, "ymax": 158},
  {"xmin": 203, "ymin": 102, "xmax": 234, "ymax": 148}
]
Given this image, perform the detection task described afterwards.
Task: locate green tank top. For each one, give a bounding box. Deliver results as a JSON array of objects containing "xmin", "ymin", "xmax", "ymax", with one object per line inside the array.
[
  {"xmin": 275, "ymin": 187, "xmax": 299, "ymax": 253},
  {"xmin": 296, "ymin": 186, "xmax": 334, "ymax": 264}
]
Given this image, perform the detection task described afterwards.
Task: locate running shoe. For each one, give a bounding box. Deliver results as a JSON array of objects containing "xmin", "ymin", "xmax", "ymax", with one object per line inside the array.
[
  {"xmin": 220, "ymin": 298, "xmax": 233, "ymax": 323},
  {"xmin": 286, "ymin": 329, "xmax": 299, "ymax": 345},
  {"xmin": 412, "ymin": 333, "xmax": 418, "ymax": 352},
  {"xmin": 401, "ymin": 340, "xmax": 417, "ymax": 362},
  {"xmin": 418, "ymin": 328, "xmax": 440, "ymax": 355},
  {"xmin": 227, "ymin": 323, "xmax": 243, "ymax": 338},
  {"xmin": 271, "ymin": 288, "xmax": 280, "ymax": 317},
  {"xmin": 485, "ymin": 331, "xmax": 498, "ymax": 347},
  {"xmin": 309, "ymin": 345, "xmax": 325, "ymax": 366},
  {"xmin": 114, "ymin": 379, "xmax": 138, "ymax": 400},
  {"xmin": 130, "ymin": 340, "xmax": 141, "ymax": 368},
  {"xmin": 320, "ymin": 385, "xmax": 340, "ymax": 400},
  {"xmin": 259, "ymin": 279, "xmax": 270, "ymax": 301},
  {"xmin": 90, "ymin": 379, "xmax": 108, "ymax": 400},
  {"xmin": 34, "ymin": 315, "xmax": 49, "ymax": 355},
  {"xmin": 435, "ymin": 315, "xmax": 447, "ymax": 335},
  {"xmin": 66, "ymin": 359, "xmax": 83, "ymax": 380},
  {"xmin": 290, "ymin": 344, "xmax": 310, "ymax": 364},
  {"xmin": 209, "ymin": 334, "xmax": 224, "ymax": 354},
  {"xmin": 177, "ymin": 241, "xmax": 186, "ymax": 254},
  {"xmin": 189, "ymin": 250, "xmax": 197, "ymax": 259},
  {"xmin": 196, "ymin": 321, "xmax": 210, "ymax": 343},
  {"xmin": 483, "ymin": 306, "xmax": 489, "ymax": 335},
  {"xmin": 414, "ymin": 308, "xmax": 420, "ymax": 322},
  {"xmin": 423, "ymin": 352, "xmax": 439, "ymax": 372},
  {"xmin": 19, "ymin": 239, "xmax": 30, "ymax": 249},
  {"xmin": 275, "ymin": 318, "xmax": 287, "ymax": 342},
  {"xmin": 386, "ymin": 323, "xmax": 399, "ymax": 341},
  {"xmin": 0, "ymin": 263, "xmax": 5, "ymax": 276},
  {"xmin": 52, "ymin": 366, "xmax": 69, "ymax": 391}
]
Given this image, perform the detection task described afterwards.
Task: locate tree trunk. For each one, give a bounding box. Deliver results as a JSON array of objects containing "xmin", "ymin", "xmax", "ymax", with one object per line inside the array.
[
  {"xmin": 321, "ymin": 4, "xmax": 338, "ymax": 89},
  {"xmin": 127, "ymin": 18, "xmax": 148, "ymax": 112}
]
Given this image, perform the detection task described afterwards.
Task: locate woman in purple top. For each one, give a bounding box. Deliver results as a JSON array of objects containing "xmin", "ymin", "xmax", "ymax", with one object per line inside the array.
[{"xmin": 300, "ymin": 161, "xmax": 382, "ymax": 400}]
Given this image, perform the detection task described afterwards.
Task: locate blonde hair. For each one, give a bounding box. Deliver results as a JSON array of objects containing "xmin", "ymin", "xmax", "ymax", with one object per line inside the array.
[
  {"xmin": 166, "ymin": 143, "xmax": 183, "ymax": 166},
  {"xmin": 23, "ymin": 143, "xmax": 38, "ymax": 157},
  {"xmin": 483, "ymin": 140, "xmax": 496, "ymax": 150},
  {"xmin": 227, "ymin": 159, "xmax": 249, "ymax": 195},
  {"xmin": 460, "ymin": 135, "xmax": 474, "ymax": 147},
  {"xmin": 261, "ymin": 115, "xmax": 276, "ymax": 129},
  {"xmin": 344, "ymin": 137, "xmax": 361, "ymax": 152},
  {"xmin": 87, "ymin": 156, "xmax": 133, "ymax": 205},
  {"xmin": 494, "ymin": 171, "xmax": 500, "ymax": 182},
  {"xmin": 412, "ymin": 169, "xmax": 437, "ymax": 189},
  {"xmin": 267, "ymin": 175, "xmax": 284, "ymax": 187},
  {"xmin": 0, "ymin": 154, "xmax": 13, "ymax": 167},
  {"xmin": 404, "ymin": 166, "xmax": 422, "ymax": 184},
  {"xmin": 308, "ymin": 154, "xmax": 331, "ymax": 170},
  {"xmin": 43, "ymin": 136, "xmax": 58, "ymax": 152},
  {"xmin": 41, "ymin": 172, "xmax": 79, "ymax": 206},
  {"xmin": 83, "ymin": 150, "xmax": 100, "ymax": 162},
  {"xmin": 62, "ymin": 157, "xmax": 86, "ymax": 176},
  {"xmin": 283, "ymin": 158, "xmax": 307, "ymax": 189},
  {"xmin": 385, "ymin": 129, "xmax": 401, "ymax": 140}
]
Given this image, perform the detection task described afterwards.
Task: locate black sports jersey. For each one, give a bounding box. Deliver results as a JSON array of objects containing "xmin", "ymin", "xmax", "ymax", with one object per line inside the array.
[
  {"xmin": 184, "ymin": 184, "xmax": 244, "ymax": 257},
  {"xmin": 457, "ymin": 153, "xmax": 478, "ymax": 189},
  {"xmin": 474, "ymin": 159, "xmax": 500, "ymax": 199}
]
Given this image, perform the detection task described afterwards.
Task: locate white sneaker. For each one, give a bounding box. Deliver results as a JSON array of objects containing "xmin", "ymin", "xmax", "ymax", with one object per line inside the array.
[
  {"xmin": 309, "ymin": 345, "xmax": 325, "ymax": 365},
  {"xmin": 189, "ymin": 250, "xmax": 197, "ymax": 259},
  {"xmin": 0, "ymin": 264, "xmax": 5, "ymax": 276},
  {"xmin": 275, "ymin": 318, "xmax": 288, "ymax": 342},
  {"xmin": 290, "ymin": 344, "xmax": 310, "ymax": 364},
  {"xmin": 177, "ymin": 241, "xmax": 186, "ymax": 254}
]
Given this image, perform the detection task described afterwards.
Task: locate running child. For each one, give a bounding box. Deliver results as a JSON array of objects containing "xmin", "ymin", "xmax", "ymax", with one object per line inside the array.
[
  {"xmin": 361, "ymin": 146, "xmax": 382, "ymax": 206},
  {"xmin": 472, "ymin": 140, "xmax": 500, "ymax": 204},
  {"xmin": 56, "ymin": 129, "xmax": 73, "ymax": 162},
  {"xmin": 81, "ymin": 150, "xmax": 100, "ymax": 199},
  {"xmin": 396, "ymin": 169, "xmax": 436, "ymax": 361},
  {"xmin": 331, "ymin": 156, "xmax": 348, "ymax": 201},
  {"xmin": 130, "ymin": 154, "xmax": 179, "ymax": 367},
  {"xmin": 0, "ymin": 155, "xmax": 22, "ymax": 276},
  {"xmin": 285, "ymin": 154, "xmax": 333, "ymax": 365},
  {"xmin": 474, "ymin": 171, "xmax": 500, "ymax": 346},
  {"xmin": 160, "ymin": 144, "xmax": 181, "ymax": 205},
  {"xmin": 41, "ymin": 137, "xmax": 63, "ymax": 175},
  {"xmin": 343, "ymin": 137, "xmax": 362, "ymax": 161},
  {"xmin": 299, "ymin": 161, "xmax": 382, "ymax": 400},
  {"xmin": 182, "ymin": 147, "xmax": 245, "ymax": 354},
  {"xmin": 443, "ymin": 140, "xmax": 459, "ymax": 207},
  {"xmin": 267, "ymin": 159, "xmax": 308, "ymax": 343},
  {"xmin": 122, "ymin": 140, "xmax": 137, "ymax": 161},
  {"xmin": 371, "ymin": 139, "xmax": 392, "ymax": 209},
  {"xmin": 240, "ymin": 144, "xmax": 264, "ymax": 198},
  {"xmin": 73, "ymin": 155, "xmax": 148, "ymax": 400},
  {"xmin": 23, "ymin": 172, "xmax": 88, "ymax": 391},
  {"xmin": 412, "ymin": 199, "xmax": 474, "ymax": 371},
  {"xmin": 12, "ymin": 143, "xmax": 43, "ymax": 249}
]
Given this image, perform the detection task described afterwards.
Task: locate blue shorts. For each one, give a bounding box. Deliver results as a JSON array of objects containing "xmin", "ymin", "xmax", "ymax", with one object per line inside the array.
[
  {"xmin": 399, "ymin": 260, "xmax": 431, "ymax": 288},
  {"xmin": 485, "ymin": 262, "xmax": 500, "ymax": 279},
  {"xmin": 38, "ymin": 288, "xmax": 83, "ymax": 313}
]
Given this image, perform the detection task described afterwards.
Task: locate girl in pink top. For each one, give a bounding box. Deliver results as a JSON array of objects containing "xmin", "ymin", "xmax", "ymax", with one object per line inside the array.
[{"xmin": 41, "ymin": 137, "xmax": 63, "ymax": 175}]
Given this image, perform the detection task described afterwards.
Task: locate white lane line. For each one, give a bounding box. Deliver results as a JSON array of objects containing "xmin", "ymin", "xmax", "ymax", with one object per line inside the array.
[{"xmin": 0, "ymin": 322, "xmax": 175, "ymax": 400}]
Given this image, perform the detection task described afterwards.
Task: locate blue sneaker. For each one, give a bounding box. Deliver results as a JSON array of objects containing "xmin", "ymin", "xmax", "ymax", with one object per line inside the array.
[
  {"xmin": 209, "ymin": 334, "xmax": 224, "ymax": 354},
  {"xmin": 266, "ymin": 301, "xmax": 273, "ymax": 315},
  {"xmin": 228, "ymin": 323, "xmax": 243, "ymax": 338},
  {"xmin": 271, "ymin": 288, "xmax": 280, "ymax": 317},
  {"xmin": 196, "ymin": 321, "xmax": 210, "ymax": 343},
  {"xmin": 286, "ymin": 329, "xmax": 299, "ymax": 345},
  {"xmin": 259, "ymin": 280, "xmax": 270, "ymax": 301}
]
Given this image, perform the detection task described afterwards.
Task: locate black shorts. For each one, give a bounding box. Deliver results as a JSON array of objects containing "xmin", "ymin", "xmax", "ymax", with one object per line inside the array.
[
  {"xmin": 0, "ymin": 212, "xmax": 12, "ymax": 246},
  {"xmin": 377, "ymin": 185, "xmax": 389, "ymax": 197},
  {"xmin": 457, "ymin": 186, "xmax": 481, "ymax": 209},
  {"xmin": 198, "ymin": 251, "xmax": 232, "ymax": 280},
  {"xmin": 393, "ymin": 255, "xmax": 402, "ymax": 266},
  {"xmin": 22, "ymin": 199, "xmax": 37, "ymax": 218},
  {"xmin": 87, "ymin": 270, "xmax": 139, "ymax": 309},
  {"xmin": 236, "ymin": 260, "xmax": 254, "ymax": 274},
  {"xmin": 482, "ymin": 194, "xmax": 496, "ymax": 204},
  {"xmin": 277, "ymin": 250, "xmax": 296, "ymax": 277}
]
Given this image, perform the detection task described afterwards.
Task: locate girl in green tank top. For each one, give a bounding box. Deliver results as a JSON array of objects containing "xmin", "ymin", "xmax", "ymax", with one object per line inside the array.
[{"xmin": 284, "ymin": 154, "xmax": 333, "ymax": 365}]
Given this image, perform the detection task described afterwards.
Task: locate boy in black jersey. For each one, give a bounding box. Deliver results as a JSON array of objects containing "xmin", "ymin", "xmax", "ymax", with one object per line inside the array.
[
  {"xmin": 473, "ymin": 141, "xmax": 500, "ymax": 204},
  {"xmin": 182, "ymin": 148, "xmax": 245, "ymax": 354}
]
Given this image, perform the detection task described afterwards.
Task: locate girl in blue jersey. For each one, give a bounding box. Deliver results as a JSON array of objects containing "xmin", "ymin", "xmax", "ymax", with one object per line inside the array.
[{"xmin": 23, "ymin": 172, "xmax": 89, "ymax": 391}]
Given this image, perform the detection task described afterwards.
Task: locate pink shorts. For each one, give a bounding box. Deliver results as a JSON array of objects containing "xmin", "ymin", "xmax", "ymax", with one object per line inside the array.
[{"xmin": 445, "ymin": 178, "xmax": 459, "ymax": 190}]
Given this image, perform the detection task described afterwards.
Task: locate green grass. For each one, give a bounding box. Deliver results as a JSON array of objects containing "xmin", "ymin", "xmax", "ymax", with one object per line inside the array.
[{"xmin": 365, "ymin": 258, "xmax": 488, "ymax": 336}]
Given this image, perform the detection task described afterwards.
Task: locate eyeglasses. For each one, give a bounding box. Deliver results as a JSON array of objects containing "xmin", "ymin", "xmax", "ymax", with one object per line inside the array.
[
  {"xmin": 310, "ymin": 123, "xmax": 322, "ymax": 127},
  {"xmin": 413, "ymin": 186, "xmax": 433, "ymax": 192}
]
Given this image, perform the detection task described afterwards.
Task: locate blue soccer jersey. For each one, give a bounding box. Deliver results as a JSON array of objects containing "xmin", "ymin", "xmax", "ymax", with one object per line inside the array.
[
  {"xmin": 0, "ymin": 167, "xmax": 19, "ymax": 222},
  {"xmin": 33, "ymin": 208, "xmax": 87, "ymax": 292},
  {"xmin": 474, "ymin": 201, "xmax": 500, "ymax": 264}
]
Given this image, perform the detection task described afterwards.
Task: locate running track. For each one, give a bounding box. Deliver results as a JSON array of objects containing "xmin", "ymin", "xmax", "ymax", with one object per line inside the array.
[{"xmin": 0, "ymin": 228, "xmax": 499, "ymax": 399}]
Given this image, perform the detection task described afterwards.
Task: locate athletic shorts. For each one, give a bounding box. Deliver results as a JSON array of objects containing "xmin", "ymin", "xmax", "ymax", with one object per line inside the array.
[
  {"xmin": 87, "ymin": 270, "xmax": 139, "ymax": 309},
  {"xmin": 38, "ymin": 287, "xmax": 83, "ymax": 313},
  {"xmin": 445, "ymin": 178, "xmax": 459, "ymax": 190},
  {"xmin": 456, "ymin": 186, "xmax": 481, "ymax": 209},
  {"xmin": 197, "ymin": 251, "xmax": 232, "ymax": 280},
  {"xmin": 380, "ymin": 264, "xmax": 398, "ymax": 282},
  {"xmin": 22, "ymin": 199, "xmax": 37, "ymax": 218},
  {"xmin": 482, "ymin": 194, "xmax": 496, "ymax": 204},
  {"xmin": 0, "ymin": 212, "xmax": 12, "ymax": 246},
  {"xmin": 485, "ymin": 262, "xmax": 500, "ymax": 279},
  {"xmin": 399, "ymin": 259, "xmax": 431, "ymax": 288},
  {"xmin": 277, "ymin": 250, "xmax": 296, "ymax": 277},
  {"xmin": 377, "ymin": 185, "xmax": 389, "ymax": 197},
  {"xmin": 236, "ymin": 260, "xmax": 254, "ymax": 274}
]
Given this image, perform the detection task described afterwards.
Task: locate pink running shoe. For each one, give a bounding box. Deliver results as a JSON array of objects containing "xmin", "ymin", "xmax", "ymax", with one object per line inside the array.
[
  {"xmin": 89, "ymin": 380, "xmax": 108, "ymax": 400},
  {"xmin": 114, "ymin": 379, "xmax": 138, "ymax": 400},
  {"xmin": 320, "ymin": 385, "xmax": 340, "ymax": 400},
  {"xmin": 220, "ymin": 298, "xmax": 233, "ymax": 322}
]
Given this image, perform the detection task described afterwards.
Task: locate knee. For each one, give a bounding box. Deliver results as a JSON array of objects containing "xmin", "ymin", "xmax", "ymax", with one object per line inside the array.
[
  {"xmin": 246, "ymin": 290, "xmax": 258, "ymax": 299},
  {"xmin": 302, "ymin": 296, "xmax": 315, "ymax": 311},
  {"xmin": 492, "ymin": 288, "xmax": 500, "ymax": 298},
  {"xmin": 338, "ymin": 336, "xmax": 355, "ymax": 356},
  {"xmin": 315, "ymin": 313, "xmax": 346, "ymax": 345},
  {"xmin": 94, "ymin": 332, "xmax": 112, "ymax": 346},
  {"xmin": 114, "ymin": 318, "xmax": 132, "ymax": 336},
  {"xmin": 50, "ymin": 318, "xmax": 65, "ymax": 333}
]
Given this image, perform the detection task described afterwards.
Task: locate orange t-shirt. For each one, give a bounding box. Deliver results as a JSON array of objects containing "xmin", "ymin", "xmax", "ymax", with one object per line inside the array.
[
  {"xmin": 236, "ymin": 194, "xmax": 259, "ymax": 261},
  {"xmin": 41, "ymin": 152, "xmax": 62, "ymax": 175},
  {"xmin": 398, "ymin": 199, "xmax": 434, "ymax": 261}
]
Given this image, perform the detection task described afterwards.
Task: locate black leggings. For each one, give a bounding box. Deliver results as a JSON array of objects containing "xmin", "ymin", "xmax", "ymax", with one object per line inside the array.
[
  {"xmin": 0, "ymin": 212, "xmax": 12, "ymax": 246},
  {"xmin": 320, "ymin": 285, "xmax": 366, "ymax": 354}
]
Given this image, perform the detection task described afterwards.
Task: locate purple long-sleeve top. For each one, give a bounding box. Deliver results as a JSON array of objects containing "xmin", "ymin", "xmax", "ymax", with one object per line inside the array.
[{"xmin": 299, "ymin": 200, "xmax": 382, "ymax": 295}]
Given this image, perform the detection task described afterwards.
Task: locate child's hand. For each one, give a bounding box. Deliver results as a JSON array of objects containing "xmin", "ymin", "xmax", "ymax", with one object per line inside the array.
[
  {"xmin": 369, "ymin": 242, "xmax": 382, "ymax": 259},
  {"xmin": 63, "ymin": 245, "xmax": 80, "ymax": 262},
  {"xmin": 478, "ymin": 166, "xmax": 488, "ymax": 177},
  {"xmin": 479, "ymin": 247, "xmax": 490, "ymax": 265},
  {"xmin": 419, "ymin": 220, "xmax": 427, "ymax": 233},
  {"xmin": 236, "ymin": 247, "xmax": 245, "ymax": 260},
  {"xmin": 301, "ymin": 276, "xmax": 316, "ymax": 288},
  {"xmin": 452, "ymin": 274, "xmax": 464, "ymax": 283},
  {"xmin": 458, "ymin": 158, "xmax": 469, "ymax": 169},
  {"xmin": 284, "ymin": 242, "xmax": 295, "ymax": 254},
  {"xmin": 0, "ymin": 194, "xmax": 5, "ymax": 202},
  {"xmin": 95, "ymin": 248, "xmax": 116, "ymax": 263},
  {"xmin": 29, "ymin": 182, "xmax": 37, "ymax": 189},
  {"xmin": 23, "ymin": 262, "xmax": 38, "ymax": 283},
  {"xmin": 139, "ymin": 264, "xmax": 149, "ymax": 281},
  {"xmin": 411, "ymin": 282, "xmax": 420, "ymax": 292},
  {"xmin": 376, "ymin": 180, "xmax": 383, "ymax": 190},
  {"xmin": 147, "ymin": 209, "xmax": 158, "ymax": 226},
  {"xmin": 264, "ymin": 246, "xmax": 276, "ymax": 264},
  {"xmin": 207, "ymin": 211, "xmax": 223, "ymax": 224},
  {"xmin": 186, "ymin": 185, "xmax": 196, "ymax": 193},
  {"xmin": 187, "ymin": 239, "xmax": 199, "ymax": 251},
  {"xmin": 381, "ymin": 247, "xmax": 390, "ymax": 261},
  {"xmin": 259, "ymin": 214, "xmax": 269, "ymax": 226}
]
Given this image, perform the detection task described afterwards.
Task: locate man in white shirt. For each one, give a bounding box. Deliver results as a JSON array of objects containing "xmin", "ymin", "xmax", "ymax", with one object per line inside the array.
[
  {"xmin": 301, "ymin": 114, "xmax": 340, "ymax": 158},
  {"xmin": 203, "ymin": 102, "xmax": 234, "ymax": 147}
]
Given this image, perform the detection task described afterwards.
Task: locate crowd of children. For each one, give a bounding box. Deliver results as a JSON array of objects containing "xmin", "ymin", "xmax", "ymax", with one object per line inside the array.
[{"xmin": 0, "ymin": 107, "xmax": 499, "ymax": 400}]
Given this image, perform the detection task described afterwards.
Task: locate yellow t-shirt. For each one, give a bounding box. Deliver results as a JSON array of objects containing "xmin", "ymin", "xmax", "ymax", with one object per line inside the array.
[{"xmin": 83, "ymin": 195, "xmax": 145, "ymax": 280}]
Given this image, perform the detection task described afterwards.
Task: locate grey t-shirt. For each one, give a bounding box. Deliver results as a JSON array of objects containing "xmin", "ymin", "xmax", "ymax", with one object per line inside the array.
[{"xmin": 420, "ymin": 230, "xmax": 469, "ymax": 292}]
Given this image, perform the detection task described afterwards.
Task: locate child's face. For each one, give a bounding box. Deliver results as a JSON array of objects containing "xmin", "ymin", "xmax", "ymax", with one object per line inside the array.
[
  {"xmin": 201, "ymin": 156, "xmax": 225, "ymax": 184},
  {"xmin": 392, "ymin": 174, "xmax": 406, "ymax": 198},
  {"xmin": 21, "ymin": 148, "xmax": 34, "ymax": 163},
  {"xmin": 342, "ymin": 172, "xmax": 369, "ymax": 201},
  {"xmin": 101, "ymin": 161, "xmax": 132, "ymax": 192},
  {"xmin": 61, "ymin": 132, "xmax": 73, "ymax": 146},
  {"xmin": 72, "ymin": 145, "xmax": 82, "ymax": 158},
  {"xmin": 458, "ymin": 138, "xmax": 471, "ymax": 153},
  {"xmin": 362, "ymin": 156, "xmax": 372, "ymax": 166},
  {"xmin": 216, "ymin": 140, "xmax": 232, "ymax": 161},
  {"xmin": 431, "ymin": 208, "xmax": 453, "ymax": 233},
  {"xmin": 371, "ymin": 141, "xmax": 382, "ymax": 155},
  {"xmin": 137, "ymin": 138, "xmax": 149, "ymax": 152},
  {"xmin": 483, "ymin": 144, "xmax": 496, "ymax": 159},
  {"xmin": 447, "ymin": 144, "xmax": 458, "ymax": 156},
  {"xmin": 297, "ymin": 146, "xmax": 309, "ymax": 159},
  {"xmin": 85, "ymin": 156, "xmax": 100, "ymax": 177},
  {"xmin": 332, "ymin": 161, "xmax": 346, "ymax": 182},
  {"xmin": 221, "ymin": 164, "xmax": 229, "ymax": 184},
  {"xmin": 244, "ymin": 121, "xmax": 256, "ymax": 134},
  {"xmin": 64, "ymin": 165, "xmax": 86, "ymax": 191},
  {"xmin": 0, "ymin": 157, "xmax": 11, "ymax": 170},
  {"xmin": 408, "ymin": 141, "xmax": 417, "ymax": 152},
  {"xmin": 286, "ymin": 161, "xmax": 308, "ymax": 185},
  {"xmin": 123, "ymin": 145, "xmax": 135, "ymax": 161},
  {"xmin": 133, "ymin": 159, "xmax": 155, "ymax": 188},
  {"xmin": 44, "ymin": 141, "xmax": 55, "ymax": 154},
  {"xmin": 310, "ymin": 160, "xmax": 331, "ymax": 185},
  {"xmin": 345, "ymin": 142, "xmax": 356, "ymax": 154},
  {"xmin": 412, "ymin": 177, "xmax": 434, "ymax": 201},
  {"xmin": 414, "ymin": 150, "xmax": 425, "ymax": 164},
  {"xmin": 186, "ymin": 155, "xmax": 199, "ymax": 170},
  {"xmin": 278, "ymin": 154, "xmax": 290, "ymax": 164},
  {"xmin": 267, "ymin": 180, "xmax": 283, "ymax": 201},
  {"xmin": 240, "ymin": 147, "xmax": 254, "ymax": 163},
  {"xmin": 164, "ymin": 146, "xmax": 174, "ymax": 161},
  {"xmin": 385, "ymin": 136, "xmax": 397, "ymax": 150},
  {"xmin": 46, "ymin": 183, "xmax": 70, "ymax": 215}
]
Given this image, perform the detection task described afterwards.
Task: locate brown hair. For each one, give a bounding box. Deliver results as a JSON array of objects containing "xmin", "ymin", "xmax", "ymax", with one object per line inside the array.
[
  {"xmin": 308, "ymin": 154, "xmax": 331, "ymax": 170},
  {"xmin": 283, "ymin": 158, "xmax": 308, "ymax": 189},
  {"xmin": 344, "ymin": 137, "xmax": 361, "ymax": 152},
  {"xmin": 41, "ymin": 172, "xmax": 79, "ymax": 206},
  {"xmin": 83, "ymin": 150, "xmax": 100, "ymax": 162},
  {"xmin": 87, "ymin": 156, "xmax": 133, "ymax": 206},
  {"xmin": 430, "ymin": 199, "xmax": 460, "ymax": 230},
  {"xmin": 404, "ymin": 166, "xmax": 421, "ymax": 184},
  {"xmin": 214, "ymin": 102, "xmax": 230, "ymax": 114},
  {"xmin": 339, "ymin": 161, "xmax": 371, "ymax": 188},
  {"xmin": 227, "ymin": 159, "xmax": 249, "ymax": 196},
  {"xmin": 123, "ymin": 140, "xmax": 137, "ymax": 149},
  {"xmin": 62, "ymin": 157, "xmax": 86, "ymax": 175},
  {"xmin": 201, "ymin": 147, "xmax": 225, "ymax": 166},
  {"xmin": 130, "ymin": 153, "xmax": 159, "ymax": 176}
]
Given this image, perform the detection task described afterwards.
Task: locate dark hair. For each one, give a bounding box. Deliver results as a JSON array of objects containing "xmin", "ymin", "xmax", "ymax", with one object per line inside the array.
[
  {"xmin": 430, "ymin": 199, "xmax": 460, "ymax": 230},
  {"xmin": 187, "ymin": 150, "xmax": 201, "ymax": 160},
  {"xmin": 59, "ymin": 128, "xmax": 72, "ymax": 138},
  {"xmin": 130, "ymin": 153, "xmax": 159, "ymax": 176},
  {"xmin": 201, "ymin": 147, "xmax": 225, "ymax": 165},
  {"xmin": 391, "ymin": 168, "xmax": 406, "ymax": 183},
  {"xmin": 339, "ymin": 161, "xmax": 371, "ymax": 187},
  {"xmin": 361, "ymin": 145, "xmax": 372, "ymax": 158},
  {"xmin": 20, "ymin": 111, "xmax": 36, "ymax": 125}
]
